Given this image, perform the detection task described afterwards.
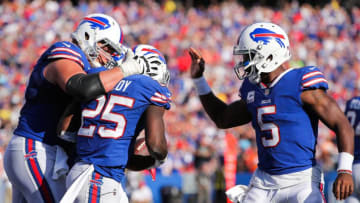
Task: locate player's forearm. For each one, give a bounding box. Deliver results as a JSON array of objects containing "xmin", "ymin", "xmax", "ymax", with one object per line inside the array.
[
  {"xmin": 200, "ymin": 94, "xmax": 251, "ymax": 128},
  {"xmin": 192, "ymin": 76, "xmax": 227, "ymax": 127},
  {"xmin": 326, "ymin": 100, "xmax": 354, "ymax": 154},
  {"xmin": 148, "ymin": 147, "xmax": 167, "ymax": 161},
  {"xmin": 335, "ymin": 123, "xmax": 354, "ymax": 154},
  {"xmin": 98, "ymin": 68, "xmax": 125, "ymax": 92},
  {"xmin": 146, "ymin": 133, "xmax": 168, "ymax": 161},
  {"xmin": 303, "ymin": 90, "xmax": 354, "ymax": 154},
  {"xmin": 193, "ymin": 77, "xmax": 250, "ymax": 128},
  {"xmin": 145, "ymin": 106, "xmax": 168, "ymax": 160},
  {"xmin": 199, "ymin": 93, "xmax": 230, "ymax": 128},
  {"xmin": 334, "ymin": 120, "xmax": 354, "ymax": 175},
  {"xmin": 66, "ymin": 73, "xmax": 106, "ymax": 102}
]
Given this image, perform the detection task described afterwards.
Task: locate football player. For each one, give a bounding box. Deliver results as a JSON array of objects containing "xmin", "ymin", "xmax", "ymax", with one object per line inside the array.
[
  {"xmin": 3, "ymin": 13, "xmax": 142, "ymax": 203},
  {"xmin": 64, "ymin": 45, "xmax": 171, "ymax": 203},
  {"xmin": 189, "ymin": 22, "xmax": 354, "ymax": 202},
  {"xmin": 345, "ymin": 96, "xmax": 360, "ymax": 203}
]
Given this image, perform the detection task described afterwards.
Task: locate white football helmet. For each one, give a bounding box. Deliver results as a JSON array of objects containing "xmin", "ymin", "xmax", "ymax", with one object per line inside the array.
[
  {"xmin": 133, "ymin": 44, "xmax": 170, "ymax": 86},
  {"xmin": 233, "ymin": 22, "xmax": 291, "ymax": 83},
  {"xmin": 71, "ymin": 13, "xmax": 126, "ymax": 69}
]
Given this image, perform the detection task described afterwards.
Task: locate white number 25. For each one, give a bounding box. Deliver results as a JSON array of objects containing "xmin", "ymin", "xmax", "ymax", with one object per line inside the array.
[{"xmin": 78, "ymin": 95, "xmax": 134, "ymax": 139}]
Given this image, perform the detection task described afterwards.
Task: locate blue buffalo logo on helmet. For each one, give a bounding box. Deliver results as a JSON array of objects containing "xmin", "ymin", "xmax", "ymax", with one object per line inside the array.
[
  {"xmin": 80, "ymin": 16, "xmax": 111, "ymax": 30},
  {"xmin": 250, "ymin": 28, "xmax": 285, "ymax": 48},
  {"xmin": 133, "ymin": 45, "xmax": 166, "ymax": 64}
]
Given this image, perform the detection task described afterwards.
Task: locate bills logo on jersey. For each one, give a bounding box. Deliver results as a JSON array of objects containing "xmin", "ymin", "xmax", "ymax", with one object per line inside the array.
[
  {"xmin": 250, "ymin": 28, "xmax": 285, "ymax": 48},
  {"xmin": 81, "ymin": 16, "xmax": 111, "ymax": 30}
]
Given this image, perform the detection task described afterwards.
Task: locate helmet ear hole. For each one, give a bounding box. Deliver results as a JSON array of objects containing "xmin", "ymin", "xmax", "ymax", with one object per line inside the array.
[
  {"xmin": 85, "ymin": 32, "xmax": 89, "ymax": 40},
  {"xmin": 266, "ymin": 55, "xmax": 273, "ymax": 62}
]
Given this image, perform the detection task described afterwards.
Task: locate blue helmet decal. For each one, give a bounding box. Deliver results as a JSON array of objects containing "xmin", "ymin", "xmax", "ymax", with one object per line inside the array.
[
  {"xmin": 81, "ymin": 16, "xmax": 111, "ymax": 30},
  {"xmin": 133, "ymin": 46, "xmax": 166, "ymax": 64},
  {"xmin": 250, "ymin": 28, "xmax": 285, "ymax": 48}
]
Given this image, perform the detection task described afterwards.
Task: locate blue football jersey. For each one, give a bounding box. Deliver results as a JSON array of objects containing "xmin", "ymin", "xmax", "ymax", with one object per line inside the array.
[
  {"xmin": 76, "ymin": 74, "xmax": 171, "ymax": 182},
  {"xmin": 14, "ymin": 41, "xmax": 91, "ymax": 145},
  {"xmin": 344, "ymin": 96, "xmax": 360, "ymax": 164},
  {"xmin": 240, "ymin": 66, "xmax": 328, "ymax": 175}
]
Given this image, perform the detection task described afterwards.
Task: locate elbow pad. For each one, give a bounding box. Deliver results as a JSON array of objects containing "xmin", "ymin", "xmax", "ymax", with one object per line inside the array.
[{"xmin": 65, "ymin": 73, "xmax": 106, "ymax": 102}]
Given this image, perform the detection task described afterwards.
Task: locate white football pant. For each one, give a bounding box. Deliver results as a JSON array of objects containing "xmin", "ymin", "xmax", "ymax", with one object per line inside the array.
[
  {"xmin": 66, "ymin": 161, "xmax": 129, "ymax": 203},
  {"xmin": 243, "ymin": 166, "xmax": 326, "ymax": 203},
  {"xmin": 4, "ymin": 135, "xmax": 66, "ymax": 203}
]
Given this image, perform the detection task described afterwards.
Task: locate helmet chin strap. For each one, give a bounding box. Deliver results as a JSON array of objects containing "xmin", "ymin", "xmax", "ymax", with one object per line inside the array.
[
  {"xmin": 84, "ymin": 45, "xmax": 100, "ymax": 67},
  {"xmin": 248, "ymin": 66, "xmax": 261, "ymax": 84}
]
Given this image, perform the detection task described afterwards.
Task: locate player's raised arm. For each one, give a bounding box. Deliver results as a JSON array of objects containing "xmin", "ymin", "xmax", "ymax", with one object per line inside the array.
[
  {"xmin": 301, "ymin": 88, "xmax": 354, "ymax": 200},
  {"xmin": 188, "ymin": 47, "xmax": 251, "ymax": 129}
]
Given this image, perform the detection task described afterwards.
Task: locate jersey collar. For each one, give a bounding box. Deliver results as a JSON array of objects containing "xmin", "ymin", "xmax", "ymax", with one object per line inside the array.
[{"xmin": 268, "ymin": 68, "xmax": 294, "ymax": 88}]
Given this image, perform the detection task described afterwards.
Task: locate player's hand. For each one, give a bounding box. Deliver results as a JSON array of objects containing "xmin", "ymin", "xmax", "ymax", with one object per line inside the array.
[
  {"xmin": 188, "ymin": 47, "xmax": 205, "ymax": 78},
  {"xmin": 120, "ymin": 49, "xmax": 144, "ymax": 77},
  {"xmin": 332, "ymin": 173, "xmax": 354, "ymax": 200}
]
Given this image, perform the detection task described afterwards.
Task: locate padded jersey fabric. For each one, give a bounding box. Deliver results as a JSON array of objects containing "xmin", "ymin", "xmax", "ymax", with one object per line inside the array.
[
  {"xmin": 14, "ymin": 41, "xmax": 91, "ymax": 145},
  {"xmin": 76, "ymin": 74, "xmax": 171, "ymax": 182},
  {"xmin": 240, "ymin": 66, "xmax": 328, "ymax": 175}
]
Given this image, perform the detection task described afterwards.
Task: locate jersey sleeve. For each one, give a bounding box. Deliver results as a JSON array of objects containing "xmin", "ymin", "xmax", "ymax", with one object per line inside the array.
[
  {"xmin": 47, "ymin": 41, "xmax": 86, "ymax": 68},
  {"xmin": 149, "ymin": 90, "xmax": 171, "ymax": 109},
  {"xmin": 141, "ymin": 77, "xmax": 171, "ymax": 110},
  {"xmin": 300, "ymin": 66, "xmax": 328, "ymax": 91}
]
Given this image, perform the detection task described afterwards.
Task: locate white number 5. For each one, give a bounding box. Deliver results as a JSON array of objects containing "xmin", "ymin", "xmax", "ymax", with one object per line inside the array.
[{"xmin": 257, "ymin": 105, "xmax": 280, "ymax": 148}]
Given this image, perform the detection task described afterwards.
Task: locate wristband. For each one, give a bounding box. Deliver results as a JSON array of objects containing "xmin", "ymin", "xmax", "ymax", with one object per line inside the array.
[
  {"xmin": 337, "ymin": 152, "xmax": 354, "ymax": 174},
  {"xmin": 193, "ymin": 76, "xmax": 211, "ymax": 95}
]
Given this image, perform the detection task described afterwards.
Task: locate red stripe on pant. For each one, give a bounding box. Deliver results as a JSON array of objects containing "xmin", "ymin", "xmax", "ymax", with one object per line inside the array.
[
  {"xmin": 320, "ymin": 183, "xmax": 327, "ymax": 203},
  {"xmin": 89, "ymin": 172, "xmax": 102, "ymax": 203},
  {"xmin": 26, "ymin": 138, "xmax": 55, "ymax": 203}
]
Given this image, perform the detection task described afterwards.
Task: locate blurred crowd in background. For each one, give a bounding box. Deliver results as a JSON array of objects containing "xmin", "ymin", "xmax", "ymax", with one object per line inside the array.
[{"xmin": 1, "ymin": 0, "xmax": 360, "ymax": 202}]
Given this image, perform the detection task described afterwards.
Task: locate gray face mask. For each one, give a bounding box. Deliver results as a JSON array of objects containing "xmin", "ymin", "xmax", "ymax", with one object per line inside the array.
[
  {"xmin": 134, "ymin": 54, "xmax": 170, "ymax": 86},
  {"xmin": 233, "ymin": 48, "xmax": 262, "ymax": 84}
]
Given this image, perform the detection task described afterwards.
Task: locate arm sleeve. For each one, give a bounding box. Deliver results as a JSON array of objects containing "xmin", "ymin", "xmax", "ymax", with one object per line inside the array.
[
  {"xmin": 65, "ymin": 73, "xmax": 106, "ymax": 102},
  {"xmin": 140, "ymin": 77, "xmax": 172, "ymax": 110},
  {"xmin": 301, "ymin": 66, "xmax": 329, "ymax": 91},
  {"xmin": 47, "ymin": 42, "xmax": 85, "ymax": 68}
]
